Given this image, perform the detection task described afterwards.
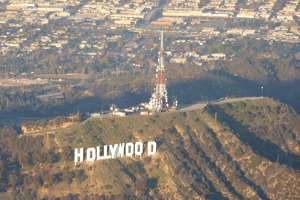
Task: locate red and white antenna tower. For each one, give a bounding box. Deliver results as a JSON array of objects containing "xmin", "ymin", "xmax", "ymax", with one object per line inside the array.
[{"xmin": 149, "ymin": 31, "xmax": 169, "ymax": 111}]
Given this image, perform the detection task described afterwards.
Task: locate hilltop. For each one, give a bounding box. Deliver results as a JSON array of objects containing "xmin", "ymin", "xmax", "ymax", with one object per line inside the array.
[{"xmin": 0, "ymin": 98, "xmax": 299, "ymax": 199}]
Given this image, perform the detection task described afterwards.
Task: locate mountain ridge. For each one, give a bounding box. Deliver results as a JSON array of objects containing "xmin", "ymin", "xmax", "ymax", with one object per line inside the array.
[{"xmin": 0, "ymin": 98, "xmax": 299, "ymax": 199}]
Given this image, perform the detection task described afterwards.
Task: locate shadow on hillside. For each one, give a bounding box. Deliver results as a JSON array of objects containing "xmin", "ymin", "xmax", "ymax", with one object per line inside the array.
[
  {"xmin": 205, "ymin": 127, "xmax": 270, "ymax": 200},
  {"xmin": 188, "ymin": 131, "xmax": 246, "ymax": 200},
  {"xmin": 210, "ymin": 106, "xmax": 300, "ymax": 171},
  {"xmin": 34, "ymin": 92, "xmax": 148, "ymax": 117},
  {"xmin": 2, "ymin": 70, "xmax": 300, "ymax": 122},
  {"xmin": 168, "ymin": 70, "xmax": 261, "ymax": 104},
  {"xmin": 50, "ymin": 70, "xmax": 265, "ymax": 116},
  {"xmin": 169, "ymin": 70, "xmax": 300, "ymax": 113},
  {"xmin": 48, "ymin": 74, "xmax": 300, "ymax": 117}
]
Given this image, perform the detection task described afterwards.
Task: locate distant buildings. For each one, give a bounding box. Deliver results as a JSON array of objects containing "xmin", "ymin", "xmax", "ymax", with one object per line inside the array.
[
  {"xmin": 36, "ymin": 92, "xmax": 64, "ymax": 102},
  {"xmin": 0, "ymin": 0, "xmax": 299, "ymax": 71}
]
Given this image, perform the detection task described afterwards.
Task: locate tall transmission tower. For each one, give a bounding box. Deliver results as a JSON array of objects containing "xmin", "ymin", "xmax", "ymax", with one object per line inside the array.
[{"xmin": 149, "ymin": 31, "xmax": 169, "ymax": 111}]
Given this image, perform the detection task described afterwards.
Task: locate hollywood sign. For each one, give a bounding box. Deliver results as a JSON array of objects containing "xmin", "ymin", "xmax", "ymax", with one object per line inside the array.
[{"xmin": 74, "ymin": 141, "xmax": 157, "ymax": 164}]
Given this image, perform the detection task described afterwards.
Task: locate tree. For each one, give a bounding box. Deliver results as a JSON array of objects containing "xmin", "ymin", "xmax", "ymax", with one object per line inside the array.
[
  {"xmin": 272, "ymin": 0, "xmax": 287, "ymax": 12},
  {"xmin": 146, "ymin": 35, "xmax": 155, "ymax": 46},
  {"xmin": 117, "ymin": 38, "xmax": 123, "ymax": 49},
  {"xmin": 9, "ymin": 174, "xmax": 19, "ymax": 187},
  {"xmin": 49, "ymin": 54, "xmax": 58, "ymax": 69},
  {"xmin": 135, "ymin": 177, "xmax": 147, "ymax": 195},
  {"xmin": 18, "ymin": 153, "xmax": 33, "ymax": 167},
  {"xmin": 213, "ymin": 43, "xmax": 225, "ymax": 53},
  {"xmin": 61, "ymin": 146, "xmax": 73, "ymax": 162},
  {"xmin": 249, "ymin": 155, "xmax": 262, "ymax": 169}
]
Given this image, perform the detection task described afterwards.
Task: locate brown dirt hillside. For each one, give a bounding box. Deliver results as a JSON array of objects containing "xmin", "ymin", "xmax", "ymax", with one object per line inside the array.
[{"xmin": 0, "ymin": 98, "xmax": 299, "ymax": 199}]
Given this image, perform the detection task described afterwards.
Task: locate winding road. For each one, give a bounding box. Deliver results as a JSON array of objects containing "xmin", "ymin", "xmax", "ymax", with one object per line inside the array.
[{"xmin": 179, "ymin": 97, "xmax": 264, "ymax": 112}]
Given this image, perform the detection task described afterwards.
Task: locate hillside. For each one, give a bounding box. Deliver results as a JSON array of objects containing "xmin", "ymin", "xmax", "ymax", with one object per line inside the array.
[{"xmin": 0, "ymin": 98, "xmax": 299, "ymax": 199}]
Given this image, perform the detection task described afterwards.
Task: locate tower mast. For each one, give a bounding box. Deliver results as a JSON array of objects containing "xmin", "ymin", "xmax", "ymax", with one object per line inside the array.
[{"xmin": 149, "ymin": 31, "xmax": 168, "ymax": 111}]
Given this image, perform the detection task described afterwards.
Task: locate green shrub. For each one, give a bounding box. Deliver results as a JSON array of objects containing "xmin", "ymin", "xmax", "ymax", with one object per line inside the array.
[
  {"xmin": 104, "ymin": 184, "xmax": 113, "ymax": 190},
  {"xmin": 249, "ymin": 155, "xmax": 262, "ymax": 169},
  {"xmin": 234, "ymin": 148, "xmax": 243, "ymax": 158}
]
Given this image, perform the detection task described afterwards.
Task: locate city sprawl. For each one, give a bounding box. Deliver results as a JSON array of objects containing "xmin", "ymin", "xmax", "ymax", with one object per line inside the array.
[
  {"xmin": 0, "ymin": 0, "xmax": 299, "ymax": 116},
  {"xmin": 1, "ymin": 0, "xmax": 299, "ymax": 56}
]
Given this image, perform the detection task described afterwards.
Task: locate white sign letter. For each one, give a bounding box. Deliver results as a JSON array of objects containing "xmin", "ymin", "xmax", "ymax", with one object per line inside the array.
[
  {"xmin": 86, "ymin": 148, "xmax": 96, "ymax": 162},
  {"xmin": 147, "ymin": 141, "xmax": 157, "ymax": 156},
  {"xmin": 96, "ymin": 146, "xmax": 104, "ymax": 160},
  {"xmin": 74, "ymin": 148, "xmax": 84, "ymax": 164},
  {"xmin": 109, "ymin": 144, "xmax": 119, "ymax": 159},
  {"xmin": 103, "ymin": 145, "xmax": 111, "ymax": 159},
  {"xmin": 126, "ymin": 142, "xmax": 134, "ymax": 157},
  {"xmin": 135, "ymin": 142, "xmax": 143, "ymax": 158},
  {"xmin": 117, "ymin": 143, "xmax": 125, "ymax": 158}
]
